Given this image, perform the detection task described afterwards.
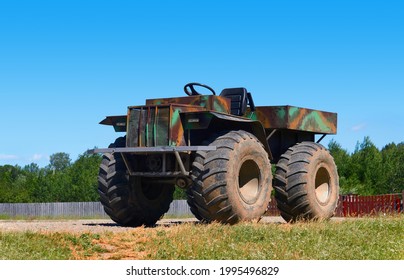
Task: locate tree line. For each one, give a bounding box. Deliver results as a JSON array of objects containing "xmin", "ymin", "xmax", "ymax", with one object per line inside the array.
[
  {"xmin": 0, "ymin": 136, "xmax": 403, "ymax": 203},
  {"xmin": 328, "ymin": 136, "xmax": 403, "ymax": 195},
  {"xmin": 0, "ymin": 152, "xmax": 101, "ymax": 203}
]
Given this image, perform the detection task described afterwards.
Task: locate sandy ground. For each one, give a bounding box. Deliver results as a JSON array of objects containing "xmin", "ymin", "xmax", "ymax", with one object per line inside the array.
[{"xmin": 0, "ymin": 216, "xmax": 288, "ymax": 233}]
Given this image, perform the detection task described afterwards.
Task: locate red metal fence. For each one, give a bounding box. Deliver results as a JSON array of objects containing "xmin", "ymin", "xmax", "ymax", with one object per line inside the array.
[
  {"xmin": 266, "ymin": 193, "xmax": 403, "ymax": 217},
  {"xmin": 266, "ymin": 199, "xmax": 281, "ymax": 216},
  {"xmin": 335, "ymin": 194, "xmax": 403, "ymax": 217}
]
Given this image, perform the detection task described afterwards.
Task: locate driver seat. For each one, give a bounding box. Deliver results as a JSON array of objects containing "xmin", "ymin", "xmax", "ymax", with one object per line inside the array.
[{"xmin": 220, "ymin": 87, "xmax": 255, "ymax": 116}]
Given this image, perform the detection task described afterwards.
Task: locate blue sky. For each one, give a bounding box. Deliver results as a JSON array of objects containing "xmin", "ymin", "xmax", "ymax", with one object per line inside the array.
[{"xmin": 0, "ymin": 0, "xmax": 403, "ymax": 167}]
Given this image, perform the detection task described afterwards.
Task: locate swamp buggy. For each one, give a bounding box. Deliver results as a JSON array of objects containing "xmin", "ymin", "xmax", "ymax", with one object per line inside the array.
[{"xmin": 90, "ymin": 83, "xmax": 339, "ymax": 226}]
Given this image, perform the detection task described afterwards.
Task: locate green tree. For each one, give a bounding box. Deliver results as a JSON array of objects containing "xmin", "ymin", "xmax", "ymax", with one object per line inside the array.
[
  {"xmin": 0, "ymin": 165, "xmax": 32, "ymax": 202},
  {"xmin": 23, "ymin": 163, "xmax": 40, "ymax": 174},
  {"xmin": 381, "ymin": 142, "xmax": 404, "ymax": 193},
  {"xmin": 350, "ymin": 137, "xmax": 383, "ymax": 195},
  {"xmin": 65, "ymin": 152, "xmax": 102, "ymax": 201},
  {"xmin": 49, "ymin": 152, "xmax": 71, "ymax": 172},
  {"xmin": 328, "ymin": 139, "xmax": 352, "ymax": 193}
]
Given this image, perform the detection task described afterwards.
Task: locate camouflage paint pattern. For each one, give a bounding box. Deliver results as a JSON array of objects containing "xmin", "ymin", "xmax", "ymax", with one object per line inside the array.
[
  {"xmin": 170, "ymin": 104, "xmax": 209, "ymax": 146},
  {"xmin": 123, "ymin": 95, "xmax": 231, "ymax": 147},
  {"xmin": 101, "ymin": 95, "xmax": 337, "ymax": 149},
  {"xmin": 146, "ymin": 95, "xmax": 231, "ymax": 114},
  {"xmin": 248, "ymin": 106, "xmax": 337, "ymax": 134}
]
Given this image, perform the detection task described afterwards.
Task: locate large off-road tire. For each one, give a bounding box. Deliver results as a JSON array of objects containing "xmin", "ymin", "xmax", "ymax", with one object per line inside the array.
[
  {"xmin": 274, "ymin": 142, "xmax": 339, "ymax": 222},
  {"xmin": 186, "ymin": 186, "xmax": 204, "ymax": 221},
  {"xmin": 98, "ymin": 137, "xmax": 175, "ymax": 227},
  {"xmin": 186, "ymin": 149, "xmax": 206, "ymax": 222},
  {"xmin": 189, "ymin": 130, "xmax": 272, "ymax": 224}
]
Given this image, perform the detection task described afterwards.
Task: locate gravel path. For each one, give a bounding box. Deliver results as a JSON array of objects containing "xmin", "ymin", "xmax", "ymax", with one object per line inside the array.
[{"xmin": 0, "ymin": 217, "xmax": 287, "ymax": 233}]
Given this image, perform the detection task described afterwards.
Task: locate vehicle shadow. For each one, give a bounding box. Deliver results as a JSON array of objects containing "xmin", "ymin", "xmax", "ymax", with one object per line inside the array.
[
  {"xmin": 83, "ymin": 218, "xmax": 200, "ymax": 229},
  {"xmin": 83, "ymin": 216, "xmax": 287, "ymax": 229}
]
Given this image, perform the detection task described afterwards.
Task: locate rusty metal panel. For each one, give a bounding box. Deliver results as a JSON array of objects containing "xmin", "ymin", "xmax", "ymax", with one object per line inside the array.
[
  {"xmin": 252, "ymin": 106, "xmax": 337, "ymax": 134},
  {"xmin": 127, "ymin": 104, "xmax": 208, "ymax": 148},
  {"xmin": 155, "ymin": 106, "xmax": 170, "ymax": 146},
  {"xmin": 127, "ymin": 109, "xmax": 140, "ymax": 146},
  {"xmin": 139, "ymin": 108, "xmax": 147, "ymax": 146},
  {"xmin": 146, "ymin": 107, "xmax": 156, "ymax": 147},
  {"xmin": 125, "ymin": 95, "xmax": 232, "ymax": 148},
  {"xmin": 127, "ymin": 106, "xmax": 170, "ymax": 147}
]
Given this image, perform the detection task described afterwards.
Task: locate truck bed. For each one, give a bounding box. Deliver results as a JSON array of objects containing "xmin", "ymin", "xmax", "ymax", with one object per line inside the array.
[{"xmin": 253, "ymin": 106, "xmax": 337, "ymax": 134}]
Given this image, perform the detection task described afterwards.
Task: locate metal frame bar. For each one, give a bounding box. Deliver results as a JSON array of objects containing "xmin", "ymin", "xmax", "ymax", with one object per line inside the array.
[
  {"xmin": 174, "ymin": 151, "xmax": 188, "ymax": 176},
  {"xmin": 316, "ymin": 134, "xmax": 327, "ymax": 143},
  {"xmin": 88, "ymin": 146, "xmax": 216, "ymax": 154},
  {"xmin": 266, "ymin": 129, "xmax": 277, "ymax": 141},
  {"xmin": 121, "ymin": 153, "xmax": 135, "ymax": 176},
  {"xmin": 88, "ymin": 145, "xmax": 216, "ymax": 178}
]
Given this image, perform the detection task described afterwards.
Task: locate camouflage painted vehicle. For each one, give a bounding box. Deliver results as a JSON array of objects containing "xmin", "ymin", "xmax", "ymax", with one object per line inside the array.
[{"xmin": 90, "ymin": 83, "xmax": 339, "ymax": 226}]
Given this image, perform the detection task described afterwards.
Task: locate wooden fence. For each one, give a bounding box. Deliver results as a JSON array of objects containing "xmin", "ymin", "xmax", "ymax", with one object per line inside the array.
[
  {"xmin": 0, "ymin": 193, "xmax": 402, "ymax": 218},
  {"xmin": 0, "ymin": 202, "xmax": 109, "ymax": 218},
  {"xmin": 0, "ymin": 200, "xmax": 193, "ymax": 218}
]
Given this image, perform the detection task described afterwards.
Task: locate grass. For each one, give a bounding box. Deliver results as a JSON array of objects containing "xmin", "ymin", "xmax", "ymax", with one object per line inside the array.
[
  {"xmin": 0, "ymin": 232, "xmax": 72, "ymax": 259},
  {"xmin": 0, "ymin": 232, "xmax": 107, "ymax": 260},
  {"xmin": 0, "ymin": 216, "xmax": 403, "ymax": 260}
]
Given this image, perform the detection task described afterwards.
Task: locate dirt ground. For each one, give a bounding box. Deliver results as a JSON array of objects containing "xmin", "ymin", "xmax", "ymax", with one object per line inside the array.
[{"xmin": 0, "ymin": 216, "xmax": 288, "ymax": 233}]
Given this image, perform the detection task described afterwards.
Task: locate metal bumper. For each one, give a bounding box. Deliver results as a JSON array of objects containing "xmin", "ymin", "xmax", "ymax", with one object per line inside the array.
[{"xmin": 88, "ymin": 146, "xmax": 216, "ymax": 178}]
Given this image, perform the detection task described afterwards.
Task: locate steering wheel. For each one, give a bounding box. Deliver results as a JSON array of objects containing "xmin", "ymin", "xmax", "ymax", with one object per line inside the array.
[{"xmin": 184, "ymin": 82, "xmax": 216, "ymax": 96}]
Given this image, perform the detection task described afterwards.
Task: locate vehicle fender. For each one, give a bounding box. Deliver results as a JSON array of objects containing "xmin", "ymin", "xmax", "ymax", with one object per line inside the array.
[{"xmin": 181, "ymin": 111, "xmax": 272, "ymax": 160}]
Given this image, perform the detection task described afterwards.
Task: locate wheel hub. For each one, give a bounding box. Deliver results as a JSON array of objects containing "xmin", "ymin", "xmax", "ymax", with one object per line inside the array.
[
  {"xmin": 238, "ymin": 160, "xmax": 261, "ymax": 204},
  {"xmin": 315, "ymin": 166, "xmax": 331, "ymax": 204}
]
